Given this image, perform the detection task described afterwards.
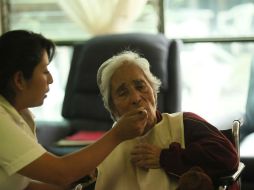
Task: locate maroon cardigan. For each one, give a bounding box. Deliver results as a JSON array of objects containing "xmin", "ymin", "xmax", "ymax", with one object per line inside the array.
[{"xmin": 159, "ymin": 112, "xmax": 239, "ymax": 187}]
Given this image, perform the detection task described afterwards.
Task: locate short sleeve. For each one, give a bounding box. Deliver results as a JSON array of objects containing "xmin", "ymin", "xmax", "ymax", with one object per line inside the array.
[{"xmin": 0, "ymin": 109, "xmax": 46, "ymax": 176}]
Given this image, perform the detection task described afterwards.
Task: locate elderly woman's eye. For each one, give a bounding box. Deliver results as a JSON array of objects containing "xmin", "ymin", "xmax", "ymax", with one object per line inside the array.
[
  {"xmin": 136, "ymin": 84, "xmax": 147, "ymax": 91},
  {"xmin": 118, "ymin": 90, "xmax": 127, "ymax": 97},
  {"xmin": 135, "ymin": 80, "xmax": 147, "ymax": 90},
  {"xmin": 137, "ymin": 84, "xmax": 144, "ymax": 88}
]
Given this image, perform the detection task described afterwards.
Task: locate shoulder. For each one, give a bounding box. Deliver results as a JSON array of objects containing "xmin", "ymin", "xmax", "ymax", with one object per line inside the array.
[
  {"xmin": 0, "ymin": 97, "xmax": 15, "ymax": 123},
  {"xmin": 182, "ymin": 112, "xmax": 220, "ymax": 135},
  {"xmin": 182, "ymin": 112, "xmax": 222, "ymax": 140},
  {"xmin": 183, "ymin": 112, "xmax": 208, "ymax": 122},
  {"xmin": 0, "ymin": 96, "xmax": 10, "ymax": 113},
  {"xmin": 182, "ymin": 112, "xmax": 215, "ymax": 130}
]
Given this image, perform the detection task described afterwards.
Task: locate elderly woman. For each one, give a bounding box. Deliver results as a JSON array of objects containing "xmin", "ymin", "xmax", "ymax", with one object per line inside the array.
[{"xmin": 95, "ymin": 50, "xmax": 239, "ymax": 190}]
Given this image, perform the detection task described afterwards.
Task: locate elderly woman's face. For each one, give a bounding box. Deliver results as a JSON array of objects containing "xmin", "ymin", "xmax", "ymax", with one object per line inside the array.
[{"xmin": 110, "ymin": 63, "xmax": 157, "ymax": 131}]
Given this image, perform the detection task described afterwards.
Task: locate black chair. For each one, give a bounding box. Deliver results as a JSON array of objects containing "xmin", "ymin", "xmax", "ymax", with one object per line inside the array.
[
  {"xmin": 219, "ymin": 120, "xmax": 245, "ymax": 190},
  {"xmin": 36, "ymin": 33, "xmax": 182, "ymax": 156}
]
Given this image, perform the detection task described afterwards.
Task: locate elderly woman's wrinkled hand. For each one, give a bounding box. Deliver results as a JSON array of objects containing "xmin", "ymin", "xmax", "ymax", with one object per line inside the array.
[
  {"xmin": 130, "ymin": 142, "xmax": 162, "ymax": 169},
  {"xmin": 114, "ymin": 107, "xmax": 148, "ymax": 141}
]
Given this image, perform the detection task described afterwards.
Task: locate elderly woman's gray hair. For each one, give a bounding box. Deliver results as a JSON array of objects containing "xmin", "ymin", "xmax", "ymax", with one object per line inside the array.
[{"xmin": 97, "ymin": 51, "xmax": 161, "ymax": 119}]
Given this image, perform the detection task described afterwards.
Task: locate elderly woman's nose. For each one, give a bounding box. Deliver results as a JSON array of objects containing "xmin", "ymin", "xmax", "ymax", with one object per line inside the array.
[{"xmin": 130, "ymin": 90, "xmax": 141, "ymax": 105}]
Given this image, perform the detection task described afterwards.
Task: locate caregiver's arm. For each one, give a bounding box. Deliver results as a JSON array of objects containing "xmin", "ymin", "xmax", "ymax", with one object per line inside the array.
[{"xmin": 19, "ymin": 108, "xmax": 147, "ymax": 188}]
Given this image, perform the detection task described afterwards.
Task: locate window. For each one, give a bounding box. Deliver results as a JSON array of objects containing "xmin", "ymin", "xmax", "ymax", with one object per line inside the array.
[
  {"xmin": 180, "ymin": 42, "xmax": 253, "ymax": 125},
  {"xmin": 164, "ymin": 0, "xmax": 254, "ymax": 38},
  {"xmin": 164, "ymin": 0, "xmax": 254, "ymax": 126},
  {"xmin": 9, "ymin": 0, "xmax": 158, "ymax": 41}
]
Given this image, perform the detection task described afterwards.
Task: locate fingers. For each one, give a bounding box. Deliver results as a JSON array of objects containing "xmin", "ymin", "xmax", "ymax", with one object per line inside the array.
[
  {"xmin": 131, "ymin": 143, "xmax": 153, "ymax": 154},
  {"xmin": 124, "ymin": 107, "xmax": 148, "ymax": 121},
  {"xmin": 131, "ymin": 143, "xmax": 160, "ymax": 156},
  {"xmin": 114, "ymin": 107, "xmax": 150, "ymax": 142},
  {"xmin": 130, "ymin": 143, "xmax": 161, "ymax": 169},
  {"xmin": 131, "ymin": 153, "xmax": 155, "ymax": 163},
  {"xmin": 114, "ymin": 108, "xmax": 148, "ymax": 141},
  {"xmin": 123, "ymin": 107, "xmax": 148, "ymax": 133},
  {"xmin": 131, "ymin": 155, "xmax": 160, "ymax": 169}
]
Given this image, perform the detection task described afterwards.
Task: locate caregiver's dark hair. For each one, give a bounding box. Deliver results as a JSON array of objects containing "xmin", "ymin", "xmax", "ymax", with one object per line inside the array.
[{"xmin": 0, "ymin": 30, "xmax": 55, "ymax": 102}]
